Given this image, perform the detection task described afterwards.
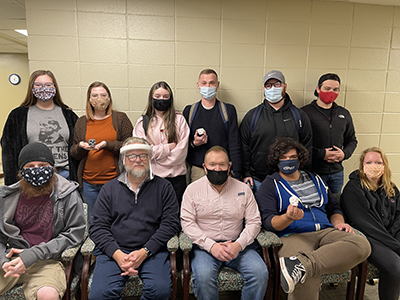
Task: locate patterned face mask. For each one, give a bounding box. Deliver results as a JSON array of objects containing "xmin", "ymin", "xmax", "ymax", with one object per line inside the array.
[
  {"xmin": 32, "ymin": 86, "xmax": 57, "ymax": 102},
  {"xmin": 363, "ymin": 163, "xmax": 384, "ymax": 180},
  {"xmin": 90, "ymin": 98, "xmax": 110, "ymax": 110},
  {"xmin": 21, "ymin": 166, "xmax": 54, "ymax": 187}
]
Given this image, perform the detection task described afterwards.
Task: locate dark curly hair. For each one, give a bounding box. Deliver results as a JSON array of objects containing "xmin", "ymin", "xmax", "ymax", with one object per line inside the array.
[{"xmin": 267, "ymin": 137, "xmax": 309, "ymax": 173}]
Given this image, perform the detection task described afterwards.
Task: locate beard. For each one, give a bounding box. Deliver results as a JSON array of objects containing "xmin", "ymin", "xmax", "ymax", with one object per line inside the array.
[
  {"xmin": 18, "ymin": 171, "xmax": 57, "ymax": 199},
  {"xmin": 125, "ymin": 163, "xmax": 150, "ymax": 179}
]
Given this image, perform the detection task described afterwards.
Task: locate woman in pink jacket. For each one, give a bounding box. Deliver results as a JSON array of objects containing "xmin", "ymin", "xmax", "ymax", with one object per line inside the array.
[{"xmin": 133, "ymin": 81, "xmax": 189, "ymax": 205}]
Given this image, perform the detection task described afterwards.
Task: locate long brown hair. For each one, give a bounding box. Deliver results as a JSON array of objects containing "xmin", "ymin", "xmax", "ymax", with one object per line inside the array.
[
  {"xmin": 359, "ymin": 147, "xmax": 396, "ymax": 197},
  {"xmin": 144, "ymin": 81, "xmax": 177, "ymax": 143},
  {"xmin": 21, "ymin": 70, "xmax": 69, "ymax": 108},
  {"xmin": 86, "ymin": 81, "xmax": 113, "ymax": 120}
]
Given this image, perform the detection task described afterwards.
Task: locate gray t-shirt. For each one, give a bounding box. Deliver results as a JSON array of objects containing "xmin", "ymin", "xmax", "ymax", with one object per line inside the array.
[
  {"xmin": 27, "ymin": 105, "xmax": 69, "ymax": 170},
  {"xmin": 287, "ymin": 170, "xmax": 320, "ymax": 207}
]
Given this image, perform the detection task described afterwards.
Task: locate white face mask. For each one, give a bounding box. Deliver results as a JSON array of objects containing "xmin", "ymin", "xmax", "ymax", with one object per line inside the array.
[
  {"xmin": 264, "ymin": 86, "xmax": 283, "ymax": 103},
  {"xmin": 200, "ymin": 86, "xmax": 217, "ymax": 101}
]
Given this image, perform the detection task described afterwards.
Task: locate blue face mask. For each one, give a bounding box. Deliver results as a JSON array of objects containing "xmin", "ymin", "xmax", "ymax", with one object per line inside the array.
[
  {"xmin": 200, "ymin": 86, "xmax": 217, "ymax": 101},
  {"xmin": 278, "ymin": 159, "xmax": 299, "ymax": 175},
  {"xmin": 264, "ymin": 86, "xmax": 283, "ymax": 103},
  {"xmin": 21, "ymin": 166, "xmax": 54, "ymax": 187}
]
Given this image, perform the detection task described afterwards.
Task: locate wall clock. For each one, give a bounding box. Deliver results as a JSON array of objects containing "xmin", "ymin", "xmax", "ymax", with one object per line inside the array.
[{"xmin": 9, "ymin": 73, "xmax": 21, "ymax": 85}]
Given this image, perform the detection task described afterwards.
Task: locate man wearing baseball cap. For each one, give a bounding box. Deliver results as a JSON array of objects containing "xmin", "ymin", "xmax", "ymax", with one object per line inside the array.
[
  {"xmin": 240, "ymin": 70, "xmax": 313, "ymax": 195},
  {"xmin": 89, "ymin": 137, "xmax": 179, "ymax": 300},
  {"xmin": 0, "ymin": 142, "xmax": 85, "ymax": 300}
]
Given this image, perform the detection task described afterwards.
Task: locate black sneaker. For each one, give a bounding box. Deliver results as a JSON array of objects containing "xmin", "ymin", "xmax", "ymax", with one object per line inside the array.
[{"xmin": 280, "ymin": 256, "xmax": 306, "ymax": 293}]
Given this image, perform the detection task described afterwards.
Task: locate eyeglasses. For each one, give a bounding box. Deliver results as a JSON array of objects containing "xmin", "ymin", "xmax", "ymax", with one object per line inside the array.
[
  {"xmin": 33, "ymin": 82, "xmax": 55, "ymax": 88},
  {"xmin": 126, "ymin": 153, "xmax": 149, "ymax": 162},
  {"xmin": 91, "ymin": 93, "xmax": 109, "ymax": 99},
  {"xmin": 265, "ymin": 82, "xmax": 283, "ymax": 89}
]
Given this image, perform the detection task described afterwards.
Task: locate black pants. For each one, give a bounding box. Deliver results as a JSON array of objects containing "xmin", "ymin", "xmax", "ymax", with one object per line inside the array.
[
  {"xmin": 368, "ymin": 237, "xmax": 400, "ymax": 300},
  {"xmin": 165, "ymin": 174, "xmax": 186, "ymax": 207}
]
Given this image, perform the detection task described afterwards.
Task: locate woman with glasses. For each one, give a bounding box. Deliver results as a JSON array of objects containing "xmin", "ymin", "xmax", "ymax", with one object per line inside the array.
[
  {"xmin": 1, "ymin": 69, "xmax": 79, "ymax": 185},
  {"xmin": 70, "ymin": 81, "xmax": 133, "ymax": 219},
  {"xmin": 341, "ymin": 147, "xmax": 400, "ymax": 300},
  {"xmin": 133, "ymin": 81, "xmax": 189, "ymax": 205}
]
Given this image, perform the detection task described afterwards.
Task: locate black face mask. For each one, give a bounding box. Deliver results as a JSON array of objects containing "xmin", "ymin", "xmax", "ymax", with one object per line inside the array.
[
  {"xmin": 206, "ymin": 168, "xmax": 229, "ymax": 185},
  {"xmin": 153, "ymin": 98, "xmax": 171, "ymax": 111}
]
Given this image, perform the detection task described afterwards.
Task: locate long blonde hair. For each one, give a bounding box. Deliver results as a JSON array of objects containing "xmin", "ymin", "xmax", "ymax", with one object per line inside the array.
[{"xmin": 359, "ymin": 147, "xmax": 395, "ymax": 197}]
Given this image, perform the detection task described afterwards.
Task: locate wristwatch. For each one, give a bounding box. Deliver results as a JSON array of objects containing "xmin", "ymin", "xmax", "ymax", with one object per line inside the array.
[{"xmin": 144, "ymin": 247, "xmax": 152, "ymax": 257}]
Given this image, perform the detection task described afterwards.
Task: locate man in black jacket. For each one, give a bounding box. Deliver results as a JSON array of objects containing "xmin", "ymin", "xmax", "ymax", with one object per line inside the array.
[
  {"xmin": 240, "ymin": 70, "xmax": 312, "ymax": 195},
  {"xmin": 302, "ymin": 73, "xmax": 357, "ymax": 194}
]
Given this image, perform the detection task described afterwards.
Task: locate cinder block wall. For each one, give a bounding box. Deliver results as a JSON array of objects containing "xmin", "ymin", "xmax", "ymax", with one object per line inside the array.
[{"xmin": 24, "ymin": 0, "xmax": 400, "ymax": 183}]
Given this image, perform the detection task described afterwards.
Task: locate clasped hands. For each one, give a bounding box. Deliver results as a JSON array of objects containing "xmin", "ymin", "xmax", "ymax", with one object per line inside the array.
[
  {"xmin": 324, "ymin": 146, "xmax": 345, "ymax": 163},
  {"xmin": 113, "ymin": 249, "xmax": 147, "ymax": 277},
  {"xmin": 79, "ymin": 140, "xmax": 106, "ymax": 151},
  {"xmin": 2, "ymin": 248, "xmax": 26, "ymax": 278},
  {"xmin": 210, "ymin": 241, "xmax": 242, "ymax": 262}
]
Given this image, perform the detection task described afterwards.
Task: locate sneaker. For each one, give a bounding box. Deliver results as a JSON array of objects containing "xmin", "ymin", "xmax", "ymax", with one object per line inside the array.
[{"xmin": 280, "ymin": 256, "xmax": 306, "ymax": 293}]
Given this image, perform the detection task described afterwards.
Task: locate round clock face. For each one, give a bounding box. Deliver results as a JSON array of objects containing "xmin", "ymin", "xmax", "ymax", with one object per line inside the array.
[{"xmin": 9, "ymin": 74, "xmax": 21, "ymax": 85}]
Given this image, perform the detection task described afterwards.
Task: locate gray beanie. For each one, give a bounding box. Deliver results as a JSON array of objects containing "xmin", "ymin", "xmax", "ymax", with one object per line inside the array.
[{"xmin": 18, "ymin": 142, "xmax": 55, "ymax": 169}]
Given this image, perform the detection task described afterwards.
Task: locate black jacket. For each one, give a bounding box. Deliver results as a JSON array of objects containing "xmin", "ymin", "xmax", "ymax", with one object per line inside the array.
[
  {"xmin": 1, "ymin": 105, "xmax": 79, "ymax": 185},
  {"xmin": 341, "ymin": 170, "xmax": 400, "ymax": 255},
  {"xmin": 301, "ymin": 100, "xmax": 357, "ymax": 175},
  {"xmin": 240, "ymin": 94, "xmax": 313, "ymax": 182}
]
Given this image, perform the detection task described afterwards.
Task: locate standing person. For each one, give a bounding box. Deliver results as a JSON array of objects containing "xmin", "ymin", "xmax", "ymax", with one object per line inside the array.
[
  {"xmin": 256, "ymin": 137, "xmax": 370, "ymax": 299},
  {"xmin": 0, "ymin": 142, "xmax": 85, "ymax": 300},
  {"xmin": 181, "ymin": 146, "xmax": 268, "ymax": 300},
  {"xmin": 70, "ymin": 81, "xmax": 133, "ymax": 219},
  {"xmin": 89, "ymin": 137, "xmax": 180, "ymax": 300},
  {"xmin": 183, "ymin": 69, "xmax": 241, "ymax": 183},
  {"xmin": 133, "ymin": 81, "xmax": 189, "ymax": 205},
  {"xmin": 240, "ymin": 70, "xmax": 312, "ymax": 195},
  {"xmin": 341, "ymin": 147, "xmax": 400, "ymax": 300},
  {"xmin": 302, "ymin": 73, "xmax": 357, "ymax": 194},
  {"xmin": 1, "ymin": 70, "xmax": 79, "ymax": 185}
]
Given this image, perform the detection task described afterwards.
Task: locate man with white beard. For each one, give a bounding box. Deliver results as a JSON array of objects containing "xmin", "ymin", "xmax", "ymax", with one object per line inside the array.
[{"xmin": 89, "ymin": 137, "xmax": 180, "ymax": 300}]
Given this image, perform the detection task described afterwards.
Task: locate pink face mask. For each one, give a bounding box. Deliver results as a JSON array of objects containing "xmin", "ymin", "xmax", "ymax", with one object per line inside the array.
[
  {"xmin": 319, "ymin": 91, "xmax": 338, "ymax": 104},
  {"xmin": 364, "ymin": 163, "xmax": 384, "ymax": 180}
]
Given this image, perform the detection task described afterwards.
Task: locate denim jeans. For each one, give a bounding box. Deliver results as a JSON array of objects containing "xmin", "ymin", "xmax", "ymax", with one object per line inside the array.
[
  {"xmin": 319, "ymin": 171, "xmax": 344, "ymax": 194},
  {"xmin": 57, "ymin": 169, "xmax": 70, "ymax": 180},
  {"xmin": 191, "ymin": 243, "xmax": 268, "ymax": 300},
  {"xmin": 89, "ymin": 250, "xmax": 171, "ymax": 300},
  {"xmin": 252, "ymin": 179, "xmax": 262, "ymax": 197},
  {"xmin": 82, "ymin": 180, "xmax": 104, "ymax": 221}
]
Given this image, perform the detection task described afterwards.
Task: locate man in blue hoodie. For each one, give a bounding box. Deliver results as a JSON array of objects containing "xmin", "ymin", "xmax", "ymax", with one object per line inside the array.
[
  {"xmin": 89, "ymin": 137, "xmax": 180, "ymax": 300},
  {"xmin": 256, "ymin": 137, "xmax": 370, "ymax": 300}
]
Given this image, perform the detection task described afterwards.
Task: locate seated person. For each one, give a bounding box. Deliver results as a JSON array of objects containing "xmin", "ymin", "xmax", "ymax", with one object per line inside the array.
[
  {"xmin": 256, "ymin": 137, "xmax": 370, "ymax": 299},
  {"xmin": 341, "ymin": 147, "xmax": 400, "ymax": 300},
  {"xmin": 0, "ymin": 142, "xmax": 85, "ymax": 300},
  {"xmin": 181, "ymin": 146, "xmax": 268, "ymax": 300},
  {"xmin": 89, "ymin": 137, "xmax": 180, "ymax": 300}
]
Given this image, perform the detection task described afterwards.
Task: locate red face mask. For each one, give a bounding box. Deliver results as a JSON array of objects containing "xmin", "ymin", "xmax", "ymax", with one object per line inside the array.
[{"xmin": 319, "ymin": 90, "xmax": 338, "ymax": 104}]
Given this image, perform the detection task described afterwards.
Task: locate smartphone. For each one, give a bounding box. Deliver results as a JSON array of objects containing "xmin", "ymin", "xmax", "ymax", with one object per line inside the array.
[{"xmin": 88, "ymin": 139, "xmax": 96, "ymax": 147}]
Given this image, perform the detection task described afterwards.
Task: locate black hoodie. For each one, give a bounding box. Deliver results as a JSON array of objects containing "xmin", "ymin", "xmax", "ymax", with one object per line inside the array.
[{"xmin": 341, "ymin": 170, "xmax": 400, "ymax": 255}]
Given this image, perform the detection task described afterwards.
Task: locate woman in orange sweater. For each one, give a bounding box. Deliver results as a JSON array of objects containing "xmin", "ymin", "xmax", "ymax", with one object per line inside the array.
[{"xmin": 70, "ymin": 81, "xmax": 133, "ymax": 219}]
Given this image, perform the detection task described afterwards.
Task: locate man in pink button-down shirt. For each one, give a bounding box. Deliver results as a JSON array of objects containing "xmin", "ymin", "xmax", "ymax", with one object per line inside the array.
[{"xmin": 181, "ymin": 146, "xmax": 268, "ymax": 300}]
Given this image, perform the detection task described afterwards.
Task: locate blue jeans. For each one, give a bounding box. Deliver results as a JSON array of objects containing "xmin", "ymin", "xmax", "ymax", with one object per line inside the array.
[
  {"xmin": 57, "ymin": 169, "xmax": 70, "ymax": 180},
  {"xmin": 191, "ymin": 243, "xmax": 268, "ymax": 300},
  {"xmin": 252, "ymin": 179, "xmax": 262, "ymax": 197},
  {"xmin": 82, "ymin": 180, "xmax": 104, "ymax": 221},
  {"xmin": 319, "ymin": 171, "xmax": 344, "ymax": 194},
  {"xmin": 89, "ymin": 250, "xmax": 171, "ymax": 300}
]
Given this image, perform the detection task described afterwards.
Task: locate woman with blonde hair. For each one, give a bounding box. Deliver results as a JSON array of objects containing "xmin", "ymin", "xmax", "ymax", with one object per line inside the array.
[
  {"xmin": 70, "ymin": 81, "xmax": 133, "ymax": 219},
  {"xmin": 1, "ymin": 69, "xmax": 78, "ymax": 185},
  {"xmin": 133, "ymin": 81, "xmax": 189, "ymax": 205},
  {"xmin": 341, "ymin": 147, "xmax": 400, "ymax": 300}
]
